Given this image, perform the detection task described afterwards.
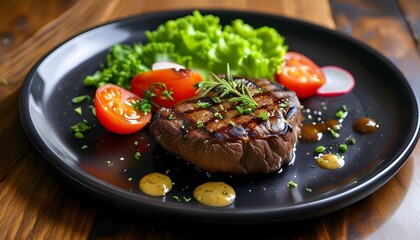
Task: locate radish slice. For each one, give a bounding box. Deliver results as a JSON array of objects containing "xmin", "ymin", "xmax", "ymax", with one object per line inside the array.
[
  {"xmin": 152, "ymin": 61, "xmax": 186, "ymax": 71},
  {"xmin": 316, "ymin": 66, "xmax": 355, "ymax": 97}
]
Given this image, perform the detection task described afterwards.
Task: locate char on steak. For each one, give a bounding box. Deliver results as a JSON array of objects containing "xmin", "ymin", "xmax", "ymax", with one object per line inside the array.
[{"xmin": 150, "ymin": 75, "xmax": 302, "ymax": 175}]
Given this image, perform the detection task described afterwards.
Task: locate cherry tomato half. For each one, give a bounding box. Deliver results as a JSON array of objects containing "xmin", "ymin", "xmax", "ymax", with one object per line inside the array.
[
  {"xmin": 94, "ymin": 84, "xmax": 152, "ymax": 134},
  {"xmin": 130, "ymin": 68, "xmax": 203, "ymax": 109},
  {"xmin": 275, "ymin": 52, "xmax": 326, "ymax": 99}
]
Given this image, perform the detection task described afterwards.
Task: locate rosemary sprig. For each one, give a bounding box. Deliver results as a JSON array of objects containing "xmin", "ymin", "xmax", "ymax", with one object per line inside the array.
[{"xmin": 197, "ymin": 64, "xmax": 259, "ymax": 110}]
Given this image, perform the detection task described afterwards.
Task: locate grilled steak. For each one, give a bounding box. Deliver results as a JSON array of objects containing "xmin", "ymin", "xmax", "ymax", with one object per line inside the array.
[{"xmin": 150, "ymin": 75, "xmax": 301, "ymax": 175}]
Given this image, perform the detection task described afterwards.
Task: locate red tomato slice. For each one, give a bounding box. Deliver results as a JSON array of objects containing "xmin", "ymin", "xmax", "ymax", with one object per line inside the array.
[
  {"xmin": 275, "ymin": 52, "xmax": 326, "ymax": 99},
  {"xmin": 94, "ymin": 84, "xmax": 152, "ymax": 134},
  {"xmin": 130, "ymin": 68, "xmax": 203, "ymax": 109}
]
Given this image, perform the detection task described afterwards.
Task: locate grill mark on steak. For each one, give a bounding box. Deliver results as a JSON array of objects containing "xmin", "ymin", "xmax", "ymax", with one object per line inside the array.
[{"xmin": 150, "ymin": 76, "xmax": 302, "ymax": 175}]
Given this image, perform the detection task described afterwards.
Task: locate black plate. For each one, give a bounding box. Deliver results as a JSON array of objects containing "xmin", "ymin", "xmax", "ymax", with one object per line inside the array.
[{"xmin": 19, "ymin": 10, "xmax": 420, "ymax": 224}]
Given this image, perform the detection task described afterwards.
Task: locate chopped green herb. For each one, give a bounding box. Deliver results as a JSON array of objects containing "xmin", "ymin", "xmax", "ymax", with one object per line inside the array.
[
  {"xmin": 335, "ymin": 105, "xmax": 348, "ymax": 119},
  {"xmin": 92, "ymin": 107, "xmax": 96, "ymax": 116},
  {"xmin": 219, "ymin": 104, "xmax": 225, "ymax": 111},
  {"xmin": 348, "ymin": 137, "xmax": 356, "ymax": 145},
  {"xmin": 197, "ymin": 101, "xmax": 211, "ymax": 108},
  {"xmin": 306, "ymin": 188, "xmax": 312, "ymax": 193},
  {"xmin": 165, "ymin": 169, "xmax": 170, "ymax": 175},
  {"xmin": 229, "ymin": 121, "xmax": 236, "ymax": 127},
  {"xmin": 214, "ymin": 112, "xmax": 223, "ymax": 119},
  {"xmin": 81, "ymin": 145, "xmax": 88, "ymax": 149},
  {"xmin": 134, "ymin": 141, "xmax": 139, "ymax": 146},
  {"xmin": 74, "ymin": 107, "xmax": 82, "ymax": 115},
  {"xmin": 287, "ymin": 181, "xmax": 297, "ymax": 188},
  {"xmin": 314, "ymin": 146, "xmax": 325, "ymax": 154},
  {"xmin": 330, "ymin": 129, "xmax": 340, "ymax": 139},
  {"xmin": 243, "ymin": 108, "xmax": 253, "ymax": 115},
  {"xmin": 151, "ymin": 82, "xmax": 174, "ymax": 101},
  {"xmin": 258, "ymin": 111, "xmax": 268, "ymax": 121},
  {"xmin": 132, "ymin": 91, "xmax": 153, "ymax": 113},
  {"xmin": 336, "ymin": 110, "xmax": 346, "ymax": 119},
  {"xmin": 183, "ymin": 196, "xmax": 192, "ymax": 202},
  {"xmin": 70, "ymin": 120, "xmax": 91, "ymax": 139},
  {"xmin": 279, "ymin": 100, "xmax": 289, "ymax": 108},
  {"xmin": 197, "ymin": 121, "xmax": 204, "ymax": 128},
  {"xmin": 173, "ymin": 196, "xmax": 181, "ymax": 201},
  {"xmin": 235, "ymin": 106, "xmax": 244, "ymax": 114},
  {"xmin": 74, "ymin": 132, "xmax": 84, "ymax": 139},
  {"xmin": 212, "ymin": 97, "xmax": 221, "ymax": 103},
  {"xmin": 128, "ymin": 177, "xmax": 133, "ymax": 181},
  {"xmin": 72, "ymin": 95, "xmax": 91, "ymax": 104},
  {"xmin": 339, "ymin": 144, "xmax": 348, "ymax": 152},
  {"xmin": 168, "ymin": 113, "xmax": 174, "ymax": 120},
  {"xmin": 134, "ymin": 151, "xmax": 141, "ymax": 160}
]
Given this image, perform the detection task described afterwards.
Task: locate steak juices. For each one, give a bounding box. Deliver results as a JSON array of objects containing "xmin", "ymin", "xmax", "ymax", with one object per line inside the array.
[{"xmin": 150, "ymin": 75, "xmax": 301, "ymax": 175}]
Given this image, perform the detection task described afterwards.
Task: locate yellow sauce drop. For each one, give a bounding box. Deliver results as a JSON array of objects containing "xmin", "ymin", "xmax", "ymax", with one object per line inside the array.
[
  {"xmin": 193, "ymin": 182, "xmax": 236, "ymax": 207},
  {"xmin": 139, "ymin": 172, "xmax": 172, "ymax": 196},
  {"xmin": 316, "ymin": 153, "xmax": 345, "ymax": 170}
]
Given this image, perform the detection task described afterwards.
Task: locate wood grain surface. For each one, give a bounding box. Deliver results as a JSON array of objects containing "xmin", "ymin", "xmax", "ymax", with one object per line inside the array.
[{"xmin": 1, "ymin": 0, "xmax": 419, "ymax": 239}]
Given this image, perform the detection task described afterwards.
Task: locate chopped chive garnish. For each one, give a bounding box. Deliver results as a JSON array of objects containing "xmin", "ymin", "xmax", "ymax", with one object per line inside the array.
[
  {"xmin": 258, "ymin": 111, "xmax": 268, "ymax": 121},
  {"xmin": 214, "ymin": 112, "xmax": 223, "ymax": 119},
  {"xmin": 72, "ymin": 95, "xmax": 91, "ymax": 104},
  {"xmin": 74, "ymin": 132, "xmax": 84, "ymax": 139},
  {"xmin": 335, "ymin": 105, "xmax": 348, "ymax": 119},
  {"xmin": 287, "ymin": 181, "xmax": 297, "ymax": 188},
  {"xmin": 279, "ymin": 100, "xmax": 289, "ymax": 108},
  {"xmin": 243, "ymin": 108, "xmax": 252, "ymax": 115},
  {"xmin": 71, "ymin": 121, "xmax": 91, "ymax": 139},
  {"xmin": 330, "ymin": 129, "xmax": 340, "ymax": 139},
  {"xmin": 235, "ymin": 106, "xmax": 243, "ymax": 114},
  {"xmin": 339, "ymin": 144, "xmax": 348, "ymax": 152},
  {"xmin": 212, "ymin": 97, "xmax": 221, "ymax": 103},
  {"xmin": 314, "ymin": 146, "xmax": 325, "ymax": 154},
  {"xmin": 74, "ymin": 107, "xmax": 82, "ymax": 115},
  {"xmin": 197, "ymin": 101, "xmax": 211, "ymax": 108}
]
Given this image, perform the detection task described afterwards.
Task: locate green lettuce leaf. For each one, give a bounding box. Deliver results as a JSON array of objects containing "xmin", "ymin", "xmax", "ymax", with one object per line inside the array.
[{"xmin": 83, "ymin": 10, "xmax": 288, "ymax": 88}]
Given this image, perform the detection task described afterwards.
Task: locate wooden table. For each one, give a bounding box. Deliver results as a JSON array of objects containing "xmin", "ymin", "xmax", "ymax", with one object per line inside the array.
[{"xmin": 1, "ymin": 0, "xmax": 419, "ymax": 239}]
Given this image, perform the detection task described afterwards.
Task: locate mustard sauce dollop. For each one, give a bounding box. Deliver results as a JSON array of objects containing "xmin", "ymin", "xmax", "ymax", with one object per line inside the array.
[{"xmin": 193, "ymin": 181, "xmax": 236, "ymax": 207}]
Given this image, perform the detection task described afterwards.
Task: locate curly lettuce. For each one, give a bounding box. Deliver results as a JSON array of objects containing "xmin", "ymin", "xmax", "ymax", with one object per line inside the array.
[{"xmin": 84, "ymin": 10, "xmax": 288, "ymax": 89}]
